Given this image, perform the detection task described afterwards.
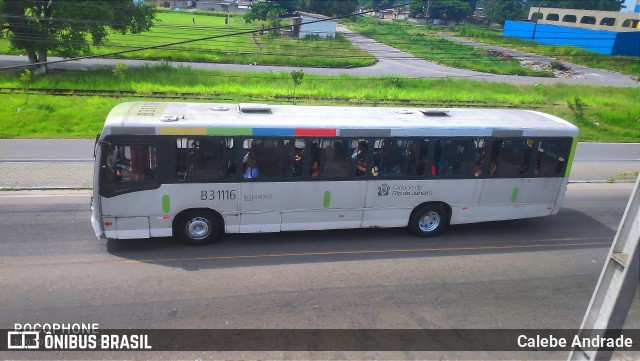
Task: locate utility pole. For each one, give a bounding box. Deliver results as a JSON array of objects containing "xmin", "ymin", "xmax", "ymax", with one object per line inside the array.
[{"xmin": 531, "ymin": 0, "xmax": 542, "ymax": 40}]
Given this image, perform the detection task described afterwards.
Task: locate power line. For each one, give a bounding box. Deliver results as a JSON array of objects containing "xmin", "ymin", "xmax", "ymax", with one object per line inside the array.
[
  {"xmin": 0, "ymin": 2, "xmax": 632, "ymax": 76},
  {"xmin": 0, "ymin": 1, "xmax": 431, "ymax": 71},
  {"xmin": 3, "ymin": 29, "xmax": 624, "ymax": 63}
]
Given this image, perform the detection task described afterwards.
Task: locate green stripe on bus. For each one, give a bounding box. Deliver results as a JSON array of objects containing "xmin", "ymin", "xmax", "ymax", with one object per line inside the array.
[
  {"xmin": 207, "ymin": 128, "xmax": 252, "ymax": 136},
  {"xmin": 565, "ymin": 138, "xmax": 578, "ymax": 178},
  {"xmin": 323, "ymin": 191, "xmax": 331, "ymax": 208},
  {"xmin": 162, "ymin": 195, "xmax": 171, "ymax": 213},
  {"xmin": 511, "ymin": 187, "xmax": 519, "ymax": 203}
]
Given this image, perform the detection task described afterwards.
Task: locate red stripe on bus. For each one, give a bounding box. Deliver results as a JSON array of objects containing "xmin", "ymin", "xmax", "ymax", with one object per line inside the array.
[{"xmin": 295, "ymin": 128, "xmax": 337, "ymax": 136}]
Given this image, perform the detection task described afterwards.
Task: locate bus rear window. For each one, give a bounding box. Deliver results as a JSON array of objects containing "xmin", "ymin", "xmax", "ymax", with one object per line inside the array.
[{"xmin": 535, "ymin": 139, "xmax": 570, "ymax": 176}]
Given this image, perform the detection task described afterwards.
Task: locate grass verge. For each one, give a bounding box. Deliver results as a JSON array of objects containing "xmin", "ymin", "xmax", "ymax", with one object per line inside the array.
[
  {"xmin": 1, "ymin": 65, "xmax": 638, "ymax": 142},
  {"xmin": 456, "ymin": 25, "xmax": 640, "ymax": 78},
  {"xmin": 341, "ymin": 17, "xmax": 553, "ymax": 77}
]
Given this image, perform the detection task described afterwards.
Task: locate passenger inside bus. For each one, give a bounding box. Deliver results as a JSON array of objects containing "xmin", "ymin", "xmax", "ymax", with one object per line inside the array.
[
  {"xmin": 354, "ymin": 141, "xmax": 368, "ymax": 176},
  {"xmin": 310, "ymin": 160, "xmax": 320, "ymax": 177},
  {"xmin": 243, "ymin": 159, "xmax": 260, "ymax": 179},
  {"xmin": 293, "ymin": 147, "xmax": 304, "ymax": 177},
  {"xmin": 310, "ymin": 142, "xmax": 321, "ymax": 177},
  {"xmin": 114, "ymin": 145, "xmax": 152, "ymax": 182},
  {"xmin": 473, "ymin": 163, "xmax": 482, "ymax": 177}
]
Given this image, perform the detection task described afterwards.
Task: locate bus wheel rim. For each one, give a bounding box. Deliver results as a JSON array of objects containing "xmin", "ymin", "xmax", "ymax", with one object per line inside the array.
[
  {"xmin": 186, "ymin": 217, "xmax": 212, "ymax": 240},
  {"xmin": 418, "ymin": 211, "xmax": 440, "ymax": 233}
]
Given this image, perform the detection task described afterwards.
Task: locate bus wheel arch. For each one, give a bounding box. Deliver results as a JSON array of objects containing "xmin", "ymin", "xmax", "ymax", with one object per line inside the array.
[
  {"xmin": 409, "ymin": 202, "xmax": 451, "ymax": 237},
  {"xmin": 173, "ymin": 208, "xmax": 224, "ymax": 246}
]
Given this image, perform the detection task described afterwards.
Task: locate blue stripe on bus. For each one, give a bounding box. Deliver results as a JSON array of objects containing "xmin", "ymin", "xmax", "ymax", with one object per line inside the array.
[{"xmin": 252, "ymin": 128, "xmax": 295, "ymax": 136}]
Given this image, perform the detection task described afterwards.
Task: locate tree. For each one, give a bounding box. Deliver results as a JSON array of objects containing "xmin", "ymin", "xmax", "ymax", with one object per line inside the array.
[
  {"xmin": 244, "ymin": 0, "xmax": 296, "ymax": 23},
  {"xmin": 1, "ymin": 0, "xmax": 155, "ymax": 74},
  {"xmin": 409, "ymin": 1, "xmax": 427, "ymax": 17},
  {"xmin": 245, "ymin": 0, "xmax": 359, "ymax": 21},
  {"xmin": 429, "ymin": 0, "xmax": 474, "ymax": 21},
  {"xmin": 485, "ymin": 0, "xmax": 528, "ymax": 25},
  {"xmin": 297, "ymin": 0, "xmax": 359, "ymax": 16},
  {"xmin": 357, "ymin": 1, "xmax": 397, "ymax": 10}
]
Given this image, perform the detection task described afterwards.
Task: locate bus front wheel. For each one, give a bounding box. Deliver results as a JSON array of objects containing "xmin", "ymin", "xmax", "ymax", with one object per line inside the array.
[
  {"xmin": 409, "ymin": 204, "xmax": 448, "ymax": 237},
  {"xmin": 174, "ymin": 210, "xmax": 222, "ymax": 246}
]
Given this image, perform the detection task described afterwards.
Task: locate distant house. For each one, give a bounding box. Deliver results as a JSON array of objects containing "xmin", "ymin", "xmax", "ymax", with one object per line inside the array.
[
  {"xmin": 146, "ymin": 0, "xmax": 195, "ymax": 8},
  {"xmin": 503, "ymin": 7, "xmax": 640, "ymax": 56},
  {"xmin": 196, "ymin": 1, "xmax": 253, "ymax": 13},
  {"xmin": 379, "ymin": 9, "xmax": 394, "ymax": 20},
  {"xmin": 376, "ymin": 9, "xmax": 410, "ymax": 20}
]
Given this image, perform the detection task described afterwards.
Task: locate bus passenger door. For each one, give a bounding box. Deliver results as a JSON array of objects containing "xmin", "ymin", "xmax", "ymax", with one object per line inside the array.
[
  {"xmin": 280, "ymin": 181, "xmax": 366, "ymax": 231},
  {"xmin": 238, "ymin": 181, "xmax": 366, "ymax": 233},
  {"xmin": 279, "ymin": 138, "xmax": 367, "ymax": 231}
]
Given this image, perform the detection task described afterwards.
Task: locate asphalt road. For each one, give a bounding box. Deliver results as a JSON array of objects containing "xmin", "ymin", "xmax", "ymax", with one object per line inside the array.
[{"xmin": 0, "ymin": 183, "xmax": 638, "ymax": 359}]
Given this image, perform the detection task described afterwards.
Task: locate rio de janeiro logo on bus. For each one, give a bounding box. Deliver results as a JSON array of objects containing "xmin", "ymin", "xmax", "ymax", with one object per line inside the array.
[{"xmin": 378, "ymin": 184, "xmax": 390, "ymax": 196}]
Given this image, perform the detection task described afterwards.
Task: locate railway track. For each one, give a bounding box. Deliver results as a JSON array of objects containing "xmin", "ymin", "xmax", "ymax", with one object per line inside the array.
[{"xmin": 0, "ymin": 86, "xmax": 556, "ymax": 109}]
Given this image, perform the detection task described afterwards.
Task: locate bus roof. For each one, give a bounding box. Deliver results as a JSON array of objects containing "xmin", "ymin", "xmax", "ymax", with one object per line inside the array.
[{"xmin": 101, "ymin": 102, "xmax": 579, "ymax": 138}]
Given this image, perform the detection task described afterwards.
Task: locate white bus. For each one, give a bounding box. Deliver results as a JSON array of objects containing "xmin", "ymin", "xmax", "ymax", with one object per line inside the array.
[{"xmin": 91, "ymin": 102, "xmax": 578, "ymax": 245}]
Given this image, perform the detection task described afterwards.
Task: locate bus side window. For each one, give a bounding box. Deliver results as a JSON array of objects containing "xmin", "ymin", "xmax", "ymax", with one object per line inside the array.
[
  {"xmin": 374, "ymin": 139, "xmax": 429, "ymax": 177},
  {"xmin": 317, "ymin": 139, "xmax": 351, "ymax": 178},
  {"xmin": 176, "ymin": 137, "xmax": 233, "ymax": 181},
  {"xmin": 490, "ymin": 138, "xmax": 535, "ymax": 177},
  {"xmin": 434, "ymin": 139, "xmax": 474, "ymax": 177},
  {"xmin": 243, "ymin": 138, "xmax": 287, "ymax": 179},
  {"xmin": 261, "ymin": 139, "xmax": 286, "ymax": 178}
]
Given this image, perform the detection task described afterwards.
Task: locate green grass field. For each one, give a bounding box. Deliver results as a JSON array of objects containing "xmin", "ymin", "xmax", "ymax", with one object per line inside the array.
[
  {"xmin": 0, "ymin": 10, "xmax": 375, "ymax": 68},
  {"xmin": 1, "ymin": 65, "xmax": 638, "ymax": 142}
]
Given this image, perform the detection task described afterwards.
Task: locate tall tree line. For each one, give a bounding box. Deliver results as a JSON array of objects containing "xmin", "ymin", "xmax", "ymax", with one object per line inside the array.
[
  {"xmin": 484, "ymin": 0, "xmax": 625, "ymax": 24},
  {"xmin": 244, "ymin": 0, "xmax": 625, "ymax": 24}
]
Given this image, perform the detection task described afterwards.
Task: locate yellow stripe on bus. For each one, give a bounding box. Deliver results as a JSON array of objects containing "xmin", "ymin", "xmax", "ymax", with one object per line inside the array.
[{"xmin": 159, "ymin": 127, "xmax": 208, "ymax": 135}]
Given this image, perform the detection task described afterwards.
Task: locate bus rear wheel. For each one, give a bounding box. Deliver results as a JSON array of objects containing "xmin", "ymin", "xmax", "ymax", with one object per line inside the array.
[
  {"xmin": 174, "ymin": 210, "xmax": 221, "ymax": 246},
  {"xmin": 409, "ymin": 204, "xmax": 448, "ymax": 237}
]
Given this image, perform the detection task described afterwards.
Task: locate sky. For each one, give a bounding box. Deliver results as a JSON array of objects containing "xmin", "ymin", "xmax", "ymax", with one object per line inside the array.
[{"xmin": 622, "ymin": 0, "xmax": 638, "ymax": 12}]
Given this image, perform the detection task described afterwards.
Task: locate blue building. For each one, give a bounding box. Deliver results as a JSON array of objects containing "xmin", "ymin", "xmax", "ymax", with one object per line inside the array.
[{"xmin": 503, "ymin": 5, "xmax": 640, "ymax": 56}]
